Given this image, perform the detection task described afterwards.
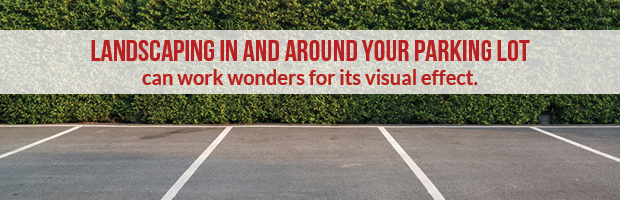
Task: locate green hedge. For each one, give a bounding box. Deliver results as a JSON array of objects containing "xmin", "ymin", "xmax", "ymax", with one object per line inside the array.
[
  {"xmin": 3, "ymin": 94, "xmax": 619, "ymax": 124},
  {"xmin": 1, "ymin": 94, "xmax": 553, "ymax": 124},
  {"xmin": 0, "ymin": 94, "xmax": 130, "ymax": 124},
  {"xmin": 1, "ymin": 0, "xmax": 619, "ymax": 124},
  {"xmin": 0, "ymin": 0, "xmax": 133, "ymax": 30},
  {"xmin": 135, "ymin": 0, "xmax": 620, "ymax": 30},
  {"xmin": 3, "ymin": 0, "xmax": 619, "ymax": 30}
]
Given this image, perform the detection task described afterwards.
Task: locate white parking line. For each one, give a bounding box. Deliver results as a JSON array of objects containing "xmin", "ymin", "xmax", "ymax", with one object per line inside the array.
[
  {"xmin": 161, "ymin": 126, "xmax": 233, "ymax": 200},
  {"xmin": 531, "ymin": 127, "xmax": 620, "ymax": 163},
  {"xmin": 378, "ymin": 127, "xmax": 445, "ymax": 200},
  {"xmin": 4, "ymin": 124, "xmax": 620, "ymax": 128},
  {"xmin": 0, "ymin": 126, "xmax": 82, "ymax": 160}
]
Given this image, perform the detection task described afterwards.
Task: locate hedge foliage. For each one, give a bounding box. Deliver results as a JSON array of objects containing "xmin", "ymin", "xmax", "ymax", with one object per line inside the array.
[
  {"xmin": 1, "ymin": 0, "xmax": 619, "ymax": 124},
  {"xmin": 3, "ymin": 0, "xmax": 619, "ymax": 30},
  {"xmin": 135, "ymin": 0, "xmax": 620, "ymax": 30},
  {"xmin": 4, "ymin": 94, "xmax": 620, "ymax": 124},
  {"xmin": 0, "ymin": 0, "xmax": 133, "ymax": 30}
]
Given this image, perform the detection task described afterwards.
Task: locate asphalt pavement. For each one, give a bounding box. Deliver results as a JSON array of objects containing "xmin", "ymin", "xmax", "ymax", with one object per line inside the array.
[{"xmin": 0, "ymin": 124, "xmax": 619, "ymax": 199}]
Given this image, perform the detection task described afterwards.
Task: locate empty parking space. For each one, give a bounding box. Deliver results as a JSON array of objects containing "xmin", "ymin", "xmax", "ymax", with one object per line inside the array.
[
  {"xmin": 174, "ymin": 127, "xmax": 431, "ymax": 199},
  {"xmin": 0, "ymin": 127, "xmax": 74, "ymax": 155},
  {"xmin": 538, "ymin": 127, "xmax": 620, "ymax": 160},
  {"xmin": 387, "ymin": 127, "xmax": 620, "ymax": 199},
  {"xmin": 0, "ymin": 127, "xmax": 224, "ymax": 199},
  {"xmin": 2, "ymin": 125, "xmax": 620, "ymax": 199}
]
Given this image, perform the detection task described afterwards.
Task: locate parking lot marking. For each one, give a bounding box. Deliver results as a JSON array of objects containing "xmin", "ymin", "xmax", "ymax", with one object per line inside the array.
[
  {"xmin": 161, "ymin": 126, "xmax": 233, "ymax": 200},
  {"xmin": 6, "ymin": 124, "xmax": 620, "ymax": 128},
  {"xmin": 378, "ymin": 127, "xmax": 445, "ymax": 200},
  {"xmin": 531, "ymin": 127, "xmax": 620, "ymax": 163},
  {"xmin": 0, "ymin": 126, "xmax": 82, "ymax": 160}
]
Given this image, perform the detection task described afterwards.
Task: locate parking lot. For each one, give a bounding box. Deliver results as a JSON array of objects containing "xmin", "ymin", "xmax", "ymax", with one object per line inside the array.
[{"xmin": 1, "ymin": 124, "xmax": 619, "ymax": 199}]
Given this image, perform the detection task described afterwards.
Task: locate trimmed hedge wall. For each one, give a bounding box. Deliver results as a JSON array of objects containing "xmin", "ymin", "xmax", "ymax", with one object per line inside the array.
[
  {"xmin": 4, "ymin": 94, "xmax": 620, "ymax": 125},
  {"xmin": 3, "ymin": 0, "xmax": 618, "ymax": 30},
  {"xmin": 0, "ymin": 94, "xmax": 545, "ymax": 124},
  {"xmin": 0, "ymin": 0, "xmax": 133, "ymax": 30},
  {"xmin": 1, "ymin": 0, "xmax": 620, "ymax": 124}
]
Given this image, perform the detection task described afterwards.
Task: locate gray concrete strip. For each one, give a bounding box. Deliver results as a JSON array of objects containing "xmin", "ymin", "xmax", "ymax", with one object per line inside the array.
[
  {"xmin": 0, "ymin": 124, "xmax": 587, "ymax": 128},
  {"xmin": 0, "ymin": 127, "xmax": 224, "ymax": 199},
  {"xmin": 6, "ymin": 124, "xmax": 620, "ymax": 128},
  {"xmin": 175, "ymin": 127, "xmax": 432, "ymax": 199},
  {"xmin": 387, "ymin": 127, "xmax": 620, "ymax": 199}
]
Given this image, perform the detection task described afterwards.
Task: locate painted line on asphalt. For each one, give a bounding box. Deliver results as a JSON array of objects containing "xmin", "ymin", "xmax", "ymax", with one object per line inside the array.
[
  {"xmin": 161, "ymin": 126, "xmax": 233, "ymax": 200},
  {"xmin": 0, "ymin": 124, "xmax": 79, "ymax": 127},
  {"xmin": 532, "ymin": 126, "xmax": 620, "ymax": 128},
  {"xmin": 531, "ymin": 127, "xmax": 620, "ymax": 163},
  {"xmin": 0, "ymin": 125, "xmax": 377, "ymax": 128},
  {"xmin": 378, "ymin": 127, "xmax": 445, "ymax": 200},
  {"xmin": 0, "ymin": 126, "xmax": 82, "ymax": 160},
  {"xmin": 0, "ymin": 124, "xmax": 563, "ymax": 128},
  {"xmin": 4, "ymin": 124, "xmax": 620, "ymax": 128}
]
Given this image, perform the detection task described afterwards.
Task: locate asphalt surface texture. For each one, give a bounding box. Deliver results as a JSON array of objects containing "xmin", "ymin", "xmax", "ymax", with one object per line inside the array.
[{"xmin": 0, "ymin": 124, "xmax": 619, "ymax": 199}]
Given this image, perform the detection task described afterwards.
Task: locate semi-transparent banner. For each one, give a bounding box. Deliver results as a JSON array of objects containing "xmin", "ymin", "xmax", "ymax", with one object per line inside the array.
[{"xmin": 0, "ymin": 30, "xmax": 618, "ymax": 94}]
